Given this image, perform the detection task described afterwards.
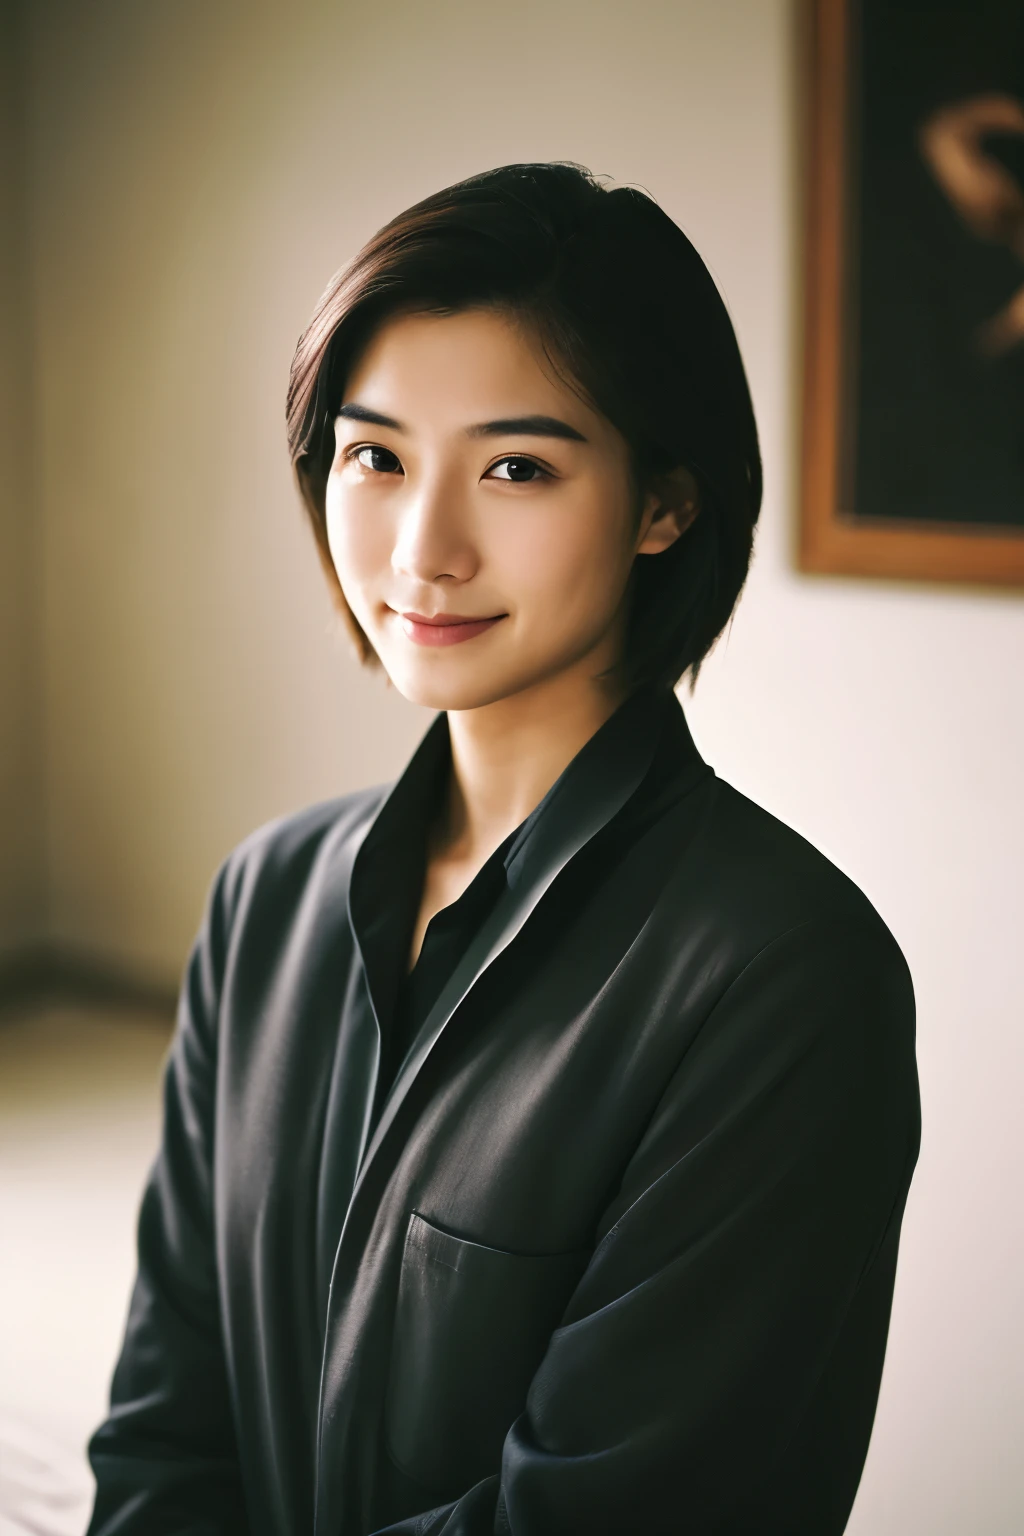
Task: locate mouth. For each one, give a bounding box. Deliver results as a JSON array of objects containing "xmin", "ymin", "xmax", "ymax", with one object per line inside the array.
[{"xmin": 391, "ymin": 608, "xmax": 507, "ymax": 647}]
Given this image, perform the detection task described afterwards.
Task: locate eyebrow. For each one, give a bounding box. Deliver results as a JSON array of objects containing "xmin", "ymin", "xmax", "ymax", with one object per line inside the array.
[
  {"xmin": 336, "ymin": 403, "xmax": 587, "ymax": 444},
  {"xmin": 336, "ymin": 403, "xmax": 403, "ymax": 429},
  {"xmin": 467, "ymin": 414, "xmax": 587, "ymax": 443}
]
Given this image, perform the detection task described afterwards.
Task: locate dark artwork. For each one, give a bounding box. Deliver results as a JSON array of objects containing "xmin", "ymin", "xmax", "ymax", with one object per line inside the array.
[{"xmin": 849, "ymin": 0, "xmax": 1024, "ymax": 528}]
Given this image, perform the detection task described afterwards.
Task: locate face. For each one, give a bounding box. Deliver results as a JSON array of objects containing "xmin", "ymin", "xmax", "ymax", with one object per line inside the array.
[{"xmin": 325, "ymin": 307, "xmax": 687, "ymax": 713}]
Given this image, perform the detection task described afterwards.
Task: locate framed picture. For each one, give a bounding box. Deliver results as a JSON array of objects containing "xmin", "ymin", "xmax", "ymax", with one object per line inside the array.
[{"xmin": 800, "ymin": 0, "xmax": 1024, "ymax": 585}]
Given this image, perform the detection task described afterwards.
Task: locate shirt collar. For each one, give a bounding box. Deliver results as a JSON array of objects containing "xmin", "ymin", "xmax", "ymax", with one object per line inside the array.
[
  {"xmin": 357, "ymin": 684, "xmax": 690, "ymax": 887},
  {"xmin": 499, "ymin": 685, "xmax": 680, "ymax": 889},
  {"xmin": 347, "ymin": 685, "xmax": 703, "ymax": 1032}
]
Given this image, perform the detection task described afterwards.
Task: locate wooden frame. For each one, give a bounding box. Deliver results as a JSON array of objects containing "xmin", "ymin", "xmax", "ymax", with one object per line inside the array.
[{"xmin": 799, "ymin": 0, "xmax": 1024, "ymax": 586}]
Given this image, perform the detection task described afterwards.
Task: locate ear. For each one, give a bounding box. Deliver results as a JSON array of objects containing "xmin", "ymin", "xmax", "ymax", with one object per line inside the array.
[{"xmin": 635, "ymin": 465, "xmax": 700, "ymax": 556}]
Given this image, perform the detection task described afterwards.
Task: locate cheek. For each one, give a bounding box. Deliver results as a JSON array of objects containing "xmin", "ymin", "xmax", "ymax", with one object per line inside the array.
[
  {"xmin": 325, "ymin": 485, "xmax": 390, "ymax": 608},
  {"xmin": 497, "ymin": 488, "xmax": 634, "ymax": 627}
]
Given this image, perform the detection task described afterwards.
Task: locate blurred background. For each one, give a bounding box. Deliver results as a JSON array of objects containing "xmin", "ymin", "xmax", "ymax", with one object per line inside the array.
[{"xmin": 1, "ymin": 1, "xmax": 1021, "ymax": 1532}]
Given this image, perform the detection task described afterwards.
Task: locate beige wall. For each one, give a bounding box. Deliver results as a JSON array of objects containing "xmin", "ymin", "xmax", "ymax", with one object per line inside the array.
[
  {"xmin": 13, "ymin": 0, "xmax": 1024, "ymax": 1527},
  {"xmin": 0, "ymin": 0, "xmax": 43, "ymax": 959}
]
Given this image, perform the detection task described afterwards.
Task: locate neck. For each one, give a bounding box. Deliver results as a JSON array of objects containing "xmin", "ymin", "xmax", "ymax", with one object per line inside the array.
[{"xmin": 439, "ymin": 664, "xmax": 631, "ymax": 864}]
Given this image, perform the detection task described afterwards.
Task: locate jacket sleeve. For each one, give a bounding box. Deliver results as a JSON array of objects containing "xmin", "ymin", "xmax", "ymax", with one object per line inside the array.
[
  {"xmin": 371, "ymin": 913, "xmax": 921, "ymax": 1536},
  {"xmin": 86, "ymin": 858, "xmax": 249, "ymax": 1536}
]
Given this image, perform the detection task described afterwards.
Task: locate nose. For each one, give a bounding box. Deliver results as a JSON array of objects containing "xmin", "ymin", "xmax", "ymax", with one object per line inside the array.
[{"xmin": 390, "ymin": 471, "xmax": 478, "ymax": 586}]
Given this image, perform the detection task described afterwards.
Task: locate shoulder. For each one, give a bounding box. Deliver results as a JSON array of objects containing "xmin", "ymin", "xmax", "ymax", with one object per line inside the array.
[
  {"xmin": 653, "ymin": 775, "xmax": 918, "ymax": 1135},
  {"xmin": 651, "ymin": 773, "xmax": 915, "ymax": 1056},
  {"xmin": 172, "ymin": 786, "xmax": 393, "ymax": 1060},
  {"xmin": 678, "ymin": 773, "xmax": 904, "ymax": 955},
  {"xmin": 209, "ymin": 783, "xmax": 391, "ymax": 932}
]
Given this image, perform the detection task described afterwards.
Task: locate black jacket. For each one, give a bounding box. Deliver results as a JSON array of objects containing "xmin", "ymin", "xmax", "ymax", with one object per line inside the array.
[{"xmin": 87, "ymin": 688, "xmax": 920, "ymax": 1536}]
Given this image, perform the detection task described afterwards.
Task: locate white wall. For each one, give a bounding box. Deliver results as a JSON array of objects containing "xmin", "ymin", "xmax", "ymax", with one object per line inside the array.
[
  {"xmin": 0, "ymin": 0, "xmax": 43, "ymax": 961},
  {"xmin": 16, "ymin": 0, "xmax": 1024, "ymax": 1528}
]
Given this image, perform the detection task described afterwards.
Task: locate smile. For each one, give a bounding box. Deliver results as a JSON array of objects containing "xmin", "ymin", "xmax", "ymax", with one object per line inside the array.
[{"xmin": 395, "ymin": 609, "xmax": 507, "ymax": 647}]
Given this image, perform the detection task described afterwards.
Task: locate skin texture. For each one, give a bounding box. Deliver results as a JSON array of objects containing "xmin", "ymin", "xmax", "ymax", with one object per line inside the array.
[{"xmin": 325, "ymin": 307, "xmax": 696, "ymax": 961}]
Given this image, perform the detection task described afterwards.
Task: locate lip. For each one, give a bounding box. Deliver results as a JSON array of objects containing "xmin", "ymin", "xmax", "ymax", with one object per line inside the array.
[{"xmin": 392, "ymin": 608, "xmax": 507, "ymax": 647}]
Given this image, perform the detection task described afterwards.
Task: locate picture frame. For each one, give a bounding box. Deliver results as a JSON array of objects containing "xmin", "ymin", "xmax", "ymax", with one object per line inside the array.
[{"xmin": 799, "ymin": 0, "xmax": 1024, "ymax": 586}]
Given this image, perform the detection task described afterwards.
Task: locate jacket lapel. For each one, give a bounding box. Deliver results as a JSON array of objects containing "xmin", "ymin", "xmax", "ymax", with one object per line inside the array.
[
  {"xmin": 345, "ymin": 712, "xmax": 451, "ymax": 1048},
  {"xmin": 352, "ymin": 688, "xmax": 671, "ymax": 1194},
  {"xmin": 312, "ymin": 717, "xmax": 450, "ymax": 1312}
]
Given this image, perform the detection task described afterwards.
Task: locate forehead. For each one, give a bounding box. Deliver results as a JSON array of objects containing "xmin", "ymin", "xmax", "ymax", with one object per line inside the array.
[{"xmin": 342, "ymin": 308, "xmax": 603, "ymax": 438}]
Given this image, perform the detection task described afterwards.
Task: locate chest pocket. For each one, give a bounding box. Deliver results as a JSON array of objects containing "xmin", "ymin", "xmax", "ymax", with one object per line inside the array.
[{"xmin": 385, "ymin": 1210, "xmax": 589, "ymax": 1497}]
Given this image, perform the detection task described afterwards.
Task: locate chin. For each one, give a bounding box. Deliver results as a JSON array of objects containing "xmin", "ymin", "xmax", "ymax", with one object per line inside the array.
[
  {"xmin": 377, "ymin": 647, "xmax": 544, "ymax": 715},
  {"xmin": 384, "ymin": 667, "xmax": 518, "ymax": 714}
]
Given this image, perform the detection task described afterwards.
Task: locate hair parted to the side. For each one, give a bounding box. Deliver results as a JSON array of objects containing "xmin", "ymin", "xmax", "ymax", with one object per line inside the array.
[{"xmin": 286, "ymin": 162, "xmax": 762, "ymax": 691}]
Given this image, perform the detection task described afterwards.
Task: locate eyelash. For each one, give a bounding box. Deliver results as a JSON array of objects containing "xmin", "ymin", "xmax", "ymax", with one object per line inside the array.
[
  {"xmin": 344, "ymin": 444, "xmax": 553, "ymax": 482},
  {"xmin": 486, "ymin": 455, "xmax": 552, "ymax": 484}
]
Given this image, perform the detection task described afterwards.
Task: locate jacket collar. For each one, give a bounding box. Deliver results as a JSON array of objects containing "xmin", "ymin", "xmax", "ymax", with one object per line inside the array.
[
  {"xmin": 345, "ymin": 712, "xmax": 451, "ymax": 1057},
  {"xmin": 345, "ymin": 685, "xmax": 693, "ymax": 1198}
]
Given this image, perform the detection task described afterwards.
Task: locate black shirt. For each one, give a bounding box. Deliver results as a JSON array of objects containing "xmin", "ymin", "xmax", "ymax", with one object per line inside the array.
[{"xmin": 385, "ymin": 825, "xmax": 520, "ymax": 1102}]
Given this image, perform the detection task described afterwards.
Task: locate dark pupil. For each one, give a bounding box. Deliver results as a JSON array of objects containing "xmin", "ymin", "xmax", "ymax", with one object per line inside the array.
[
  {"xmin": 505, "ymin": 458, "xmax": 535, "ymax": 481},
  {"xmin": 371, "ymin": 447, "xmax": 398, "ymax": 472}
]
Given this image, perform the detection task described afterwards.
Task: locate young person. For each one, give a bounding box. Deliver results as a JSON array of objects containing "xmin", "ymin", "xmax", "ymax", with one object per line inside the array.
[{"xmin": 87, "ymin": 163, "xmax": 920, "ymax": 1536}]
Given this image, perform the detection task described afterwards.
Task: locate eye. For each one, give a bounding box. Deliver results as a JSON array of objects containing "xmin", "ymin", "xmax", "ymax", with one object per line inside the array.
[
  {"xmin": 485, "ymin": 456, "xmax": 549, "ymax": 484},
  {"xmin": 351, "ymin": 444, "xmax": 403, "ymax": 475}
]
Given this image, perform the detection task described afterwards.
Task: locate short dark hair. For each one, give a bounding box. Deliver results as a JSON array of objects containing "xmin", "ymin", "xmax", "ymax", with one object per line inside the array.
[{"xmin": 287, "ymin": 162, "xmax": 761, "ymax": 690}]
